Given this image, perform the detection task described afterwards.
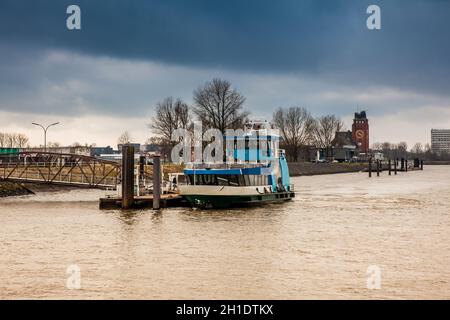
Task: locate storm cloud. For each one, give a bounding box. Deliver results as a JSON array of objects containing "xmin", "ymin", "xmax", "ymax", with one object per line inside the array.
[{"xmin": 0, "ymin": 0, "xmax": 449, "ymax": 146}]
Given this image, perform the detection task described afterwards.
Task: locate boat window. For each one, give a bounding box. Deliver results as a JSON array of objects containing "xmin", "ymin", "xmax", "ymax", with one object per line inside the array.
[
  {"xmin": 217, "ymin": 175, "xmax": 228, "ymax": 186},
  {"xmin": 201, "ymin": 174, "xmax": 217, "ymax": 185},
  {"xmin": 229, "ymin": 175, "xmax": 240, "ymax": 186},
  {"xmin": 244, "ymin": 175, "xmax": 250, "ymax": 186},
  {"xmin": 185, "ymin": 174, "xmax": 269, "ymax": 186}
]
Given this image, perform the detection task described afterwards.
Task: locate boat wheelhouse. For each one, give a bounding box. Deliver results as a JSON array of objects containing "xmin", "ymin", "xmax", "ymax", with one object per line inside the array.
[{"xmin": 179, "ymin": 120, "xmax": 295, "ymax": 208}]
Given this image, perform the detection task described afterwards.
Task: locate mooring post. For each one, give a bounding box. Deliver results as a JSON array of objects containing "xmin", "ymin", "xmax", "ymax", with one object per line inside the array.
[
  {"xmin": 405, "ymin": 158, "xmax": 408, "ymax": 172},
  {"xmin": 121, "ymin": 144, "xmax": 135, "ymax": 209},
  {"xmin": 376, "ymin": 160, "xmax": 380, "ymax": 177},
  {"xmin": 139, "ymin": 155, "xmax": 145, "ymax": 177},
  {"xmin": 421, "ymin": 159, "xmax": 424, "ymax": 170},
  {"xmin": 368, "ymin": 157, "xmax": 372, "ymax": 178},
  {"xmin": 401, "ymin": 158, "xmax": 404, "ymax": 171},
  {"xmin": 153, "ymin": 155, "xmax": 161, "ymax": 210},
  {"xmin": 389, "ymin": 159, "xmax": 392, "ymax": 175},
  {"xmin": 394, "ymin": 159, "xmax": 397, "ymax": 175}
]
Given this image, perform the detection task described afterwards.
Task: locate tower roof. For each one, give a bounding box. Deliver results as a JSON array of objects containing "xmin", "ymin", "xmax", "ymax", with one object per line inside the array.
[{"xmin": 354, "ymin": 111, "xmax": 367, "ymax": 119}]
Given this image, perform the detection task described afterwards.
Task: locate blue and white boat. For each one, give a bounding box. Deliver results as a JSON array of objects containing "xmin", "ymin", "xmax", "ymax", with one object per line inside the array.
[{"xmin": 179, "ymin": 120, "xmax": 295, "ymax": 208}]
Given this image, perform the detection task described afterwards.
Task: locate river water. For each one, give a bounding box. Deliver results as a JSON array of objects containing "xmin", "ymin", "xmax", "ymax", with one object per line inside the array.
[{"xmin": 1, "ymin": 166, "xmax": 449, "ymax": 299}]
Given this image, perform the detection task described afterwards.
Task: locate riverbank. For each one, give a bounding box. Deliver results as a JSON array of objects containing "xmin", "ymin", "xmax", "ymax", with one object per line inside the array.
[
  {"xmin": 424, "ymin": 161, "xmax": 450, "ymax": 165},
  {"xmin": 288, "ymin": 162, "xmax": 367, "ymax": 176},
  {"xmin": 0, "ymin": 181, "xmax": 87, "ymax": 197},
  {"xmin": 0, "ymin": 181, "xmax": 34, "ymax": 197}
]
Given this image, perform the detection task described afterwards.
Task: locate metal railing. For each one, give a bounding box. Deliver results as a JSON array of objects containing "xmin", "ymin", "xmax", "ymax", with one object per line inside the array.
[{"xmin": 0, "ymin": 152, "xmax": 121, "ymax": 189}]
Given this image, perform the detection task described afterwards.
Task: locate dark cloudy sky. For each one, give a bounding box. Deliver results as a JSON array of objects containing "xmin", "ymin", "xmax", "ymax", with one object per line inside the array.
[{"xmin": 1, "ymin": 0, "xmax": 449, "ymax": 147}]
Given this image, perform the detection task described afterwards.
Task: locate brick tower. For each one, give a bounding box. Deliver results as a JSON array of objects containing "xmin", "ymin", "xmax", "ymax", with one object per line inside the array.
[{"xmin": 352, "ymin": 111, "xmax": 369, "ymax": 153}]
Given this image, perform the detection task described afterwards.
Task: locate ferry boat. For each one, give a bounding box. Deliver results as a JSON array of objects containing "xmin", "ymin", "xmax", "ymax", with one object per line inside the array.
[{"xmin": 179, "ymin": 120, "xmax": 295, "ymax": 208}]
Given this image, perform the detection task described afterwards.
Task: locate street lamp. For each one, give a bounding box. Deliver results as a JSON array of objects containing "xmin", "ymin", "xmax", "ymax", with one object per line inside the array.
[{"xmin": 32, "ymin": 122, "xmax": 60, "ymax": 152}]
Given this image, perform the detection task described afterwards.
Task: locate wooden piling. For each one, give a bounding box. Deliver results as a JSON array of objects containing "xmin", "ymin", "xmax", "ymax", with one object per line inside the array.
[
  {"xmin": 121, "ymin": 145, "xmax": 135, "ymax": 209},
  {"xmin": 368, "ymin": 157, "xmax": 372, "ymax": 178},
  {"xmin": 394, "ymin": 159, "xmax": 397, "ymax": 175},
  {"xmin": 376, "ymin": 160, "xmax": 380, "ymax": 177},
  {"xmin": 139, "ymin": 155, "xmax": 145, "ymax": 177},
  {"xmin": 421, "ymin": 160, "xmax": 424, "ymax": 170},
  {"xmin": 153, "ymin": 155, "xmax": 161, "ymax": 210},
  {"xmin": 405, "ymin": 158, "xmax": 408, "ymax": 172},
  {"xmin": 388, "ymin": 159, "xmax": 392, "ymax": 175}
]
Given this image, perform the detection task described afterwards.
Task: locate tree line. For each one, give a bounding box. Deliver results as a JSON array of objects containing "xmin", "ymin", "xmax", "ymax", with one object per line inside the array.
[
  {"xmin": 371, "ymin": 141, "xmax": 450, "ymax": 161},
  {"xmin": 0, "ymin": 132, "xmax": 30, "ymax": 148},
  {"xmin": 148, "ymin": 78, "xmax": 345, "ymax": 162}
]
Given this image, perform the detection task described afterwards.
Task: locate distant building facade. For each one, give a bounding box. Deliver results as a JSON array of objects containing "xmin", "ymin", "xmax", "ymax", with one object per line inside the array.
[
  {"xmin": 118, "ymin": 143, "xmax": 141, "ymax": 153},
  {"xmin": 90, "ymin": 146, "xmax": 114, "ymax": 157},
  {"xmin": 21, "ymin": 146, "xmax": 91, "ymax": 156},
  {"xmin": 351, "ymin": 111, "xmax": 369, "ymax": 154},
  {"xmin": 431, "ymin": 129, "xmax": 450, "ymax": 154},
  {"xmin": 331, "ymin": 130, "xmax": 358, "ymax": 162}
]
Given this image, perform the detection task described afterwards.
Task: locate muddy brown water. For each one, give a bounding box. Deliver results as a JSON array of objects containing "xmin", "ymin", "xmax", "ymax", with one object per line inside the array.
[{"xmin": 0, "ymin": 166, "xmax": 449, "ymax": 299}]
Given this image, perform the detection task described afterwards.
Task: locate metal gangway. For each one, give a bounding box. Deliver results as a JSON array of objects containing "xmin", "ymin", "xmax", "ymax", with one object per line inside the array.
[{"xmin": 0, "ymin": 152, "xmax": 121, "ymax": 189}]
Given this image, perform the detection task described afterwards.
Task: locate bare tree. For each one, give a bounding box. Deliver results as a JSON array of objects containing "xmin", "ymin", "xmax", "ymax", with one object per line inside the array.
[
  {"xmin": 150, "ymin": 97, "xmax": 191, "ymax": 142},
  {"xmin": 47, "ymin": 142, "xmax": 61, "ymax": 148},
  {"xmin": 15, "ymin": 134, "xmax": 29, "ymax": 148},
  {"xmin": 0, "ymin": 132, "xmax": 7, "ymax": 148},
  {"xmin": 397, "ymin": 142, "xmax": 408, "ymax": 157},
  {"xmin": 411, "ymin": 142, "xmax": 424, "ymax": 154},
  {"xmin": 0, "ymin": 132, "xmax": 30, "ymax": 148},
  {"xmin": 193, "ymin": 78, "xmax": 248, "ymax": 134},
  {"xmin": 146, "ymin": 136, "xmax": 172, "ymax": 162},
  {"xmin": 311, "ymin": 115, "xmax": 344, "ymax": 158},
  {"xmin": 273, "ymin": 107, "xmax": 315, "ymax": 162},
  {"xmin": 149, "ymin": 97, "xmax": 191, "ymax": 161},
  {"xmin": 6, "ymin": 133, "xmax": 15, "ymax": 148},
  {"xmin": 117, "ymin": 131, "xmax": 132, "ymax": 145},
  {"xmin": 371, "ymin": 142, "xmax": 382, "ymax": 151}
]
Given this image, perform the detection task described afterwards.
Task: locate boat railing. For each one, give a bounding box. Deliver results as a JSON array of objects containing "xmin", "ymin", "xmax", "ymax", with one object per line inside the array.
[
  {"xmin": 277, "ymin": 149, "xmax": 286, "ymax": 158},
  {"xmin": 185, "ymin": 162, "xmax": 269, "ymax": 170}
]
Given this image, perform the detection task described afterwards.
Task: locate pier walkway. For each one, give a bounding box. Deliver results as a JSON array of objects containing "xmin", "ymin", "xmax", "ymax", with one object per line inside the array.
[{"xmin": 0, "ymin": 151, "xmax": 121, "ymax": 189}]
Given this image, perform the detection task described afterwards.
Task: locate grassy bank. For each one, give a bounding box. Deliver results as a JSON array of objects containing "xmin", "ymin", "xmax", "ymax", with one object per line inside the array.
[
  {"xmin": 0, "ymin": 181, "xmax": 34, "ymax": 197},
  {"xmin": 288, "ymin": 162, "xmax": 367, "ymax": 176}
]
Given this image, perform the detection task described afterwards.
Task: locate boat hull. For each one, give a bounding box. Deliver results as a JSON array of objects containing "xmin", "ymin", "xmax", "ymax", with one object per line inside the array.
[{"xmin": 182, "ymin": 191, "xmax": 295, "ymax": 209}]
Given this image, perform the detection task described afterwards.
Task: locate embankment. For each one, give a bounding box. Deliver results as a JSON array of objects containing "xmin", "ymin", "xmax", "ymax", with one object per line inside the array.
[
  {"xmin": 288, "ymin": 162, "xmax": 367, "ymax": 176},
  {"xmin": 424, "ymin": 161, "xmax": 450, "ymax": 165},
  {"xmin": 0, "ymin": 181, "xmax": 34, "ymax": 197}
]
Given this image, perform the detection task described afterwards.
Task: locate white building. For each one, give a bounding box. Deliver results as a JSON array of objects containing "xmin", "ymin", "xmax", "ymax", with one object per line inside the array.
[{"xmin": 431, "ymin": 129, "xmax": 450, "ymax": 154}]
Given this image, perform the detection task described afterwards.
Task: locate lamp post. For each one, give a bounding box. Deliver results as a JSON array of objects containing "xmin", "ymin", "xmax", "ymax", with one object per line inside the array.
[{"xmin": 32, "ymin": 122, "xmax": 60, "ymax": 152}]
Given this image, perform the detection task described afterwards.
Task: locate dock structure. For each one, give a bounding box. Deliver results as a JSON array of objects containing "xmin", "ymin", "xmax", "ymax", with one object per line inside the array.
[
  {"xmin": 121, "ymin": 145, "xmax": 135, "ymax": 209},
  {"xmin": 0, "ymin": 151, "xmax": 120, "ymax": 189},
  {"xmin": 99, "ymin": 153, "xmax": 191, "ymax": 209},
  {"xmin": 99, "ymin": 193, "xmax": 190, "ymax": 209},
  {"xmin": 367, "ymin": 157, "xmax": 424, "ymax": 177},
  {"xmin": 152, "ymin": 155, "xmax": 161, "ymax": 210}
]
